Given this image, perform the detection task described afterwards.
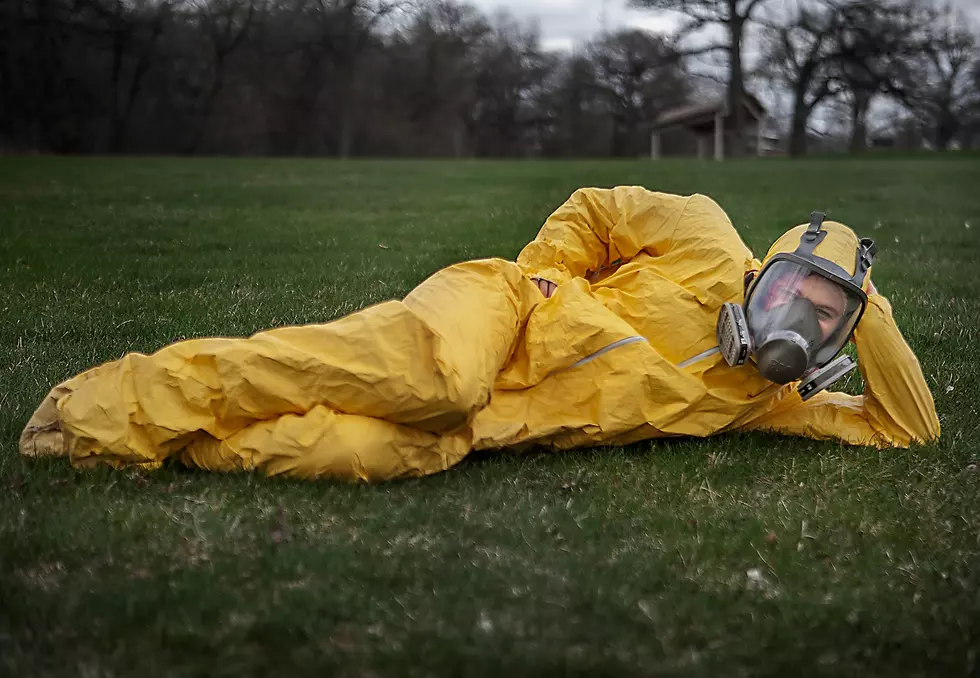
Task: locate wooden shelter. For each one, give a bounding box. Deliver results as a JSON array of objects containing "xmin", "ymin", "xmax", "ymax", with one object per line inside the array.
[{"xmin": 650, "ymin": 94, "xmax": 768, "ymax": 160}]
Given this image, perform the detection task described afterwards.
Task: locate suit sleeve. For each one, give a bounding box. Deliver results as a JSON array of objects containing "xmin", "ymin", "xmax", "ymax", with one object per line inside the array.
[
  {"xmin": 739, "ymin": 293, "xmax": 941, "ymax": 448},
  {"xmin": 516, "ymin": 186, "xmax": 692, "ymax": 285}
]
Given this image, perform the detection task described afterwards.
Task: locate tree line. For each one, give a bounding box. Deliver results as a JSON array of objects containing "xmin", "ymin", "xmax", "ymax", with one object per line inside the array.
[{"xmin": 2, "ymin": 0, "xmax": 978, "ymax": 157}]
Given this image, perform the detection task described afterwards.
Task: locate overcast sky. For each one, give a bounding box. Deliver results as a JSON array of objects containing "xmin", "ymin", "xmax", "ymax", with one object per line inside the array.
[
  {"xmin": 467, "ymin": 0, "xmax": 679, "ymax": 53},
  {"xmin": 468, "ymin": 0, "xmax": 980, "ymax": 54}
]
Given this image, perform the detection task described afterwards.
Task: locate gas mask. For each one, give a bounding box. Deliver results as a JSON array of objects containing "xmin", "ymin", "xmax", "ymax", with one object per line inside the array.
[{"xmin": 717, "ymin": 212, "xmax": 876, "ymax": 400}]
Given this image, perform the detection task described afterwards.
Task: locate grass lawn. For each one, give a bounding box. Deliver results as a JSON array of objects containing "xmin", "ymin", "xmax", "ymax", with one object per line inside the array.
[{"xmin": 1, "ymin": 156, "xmax": 979, "ymax": 677}]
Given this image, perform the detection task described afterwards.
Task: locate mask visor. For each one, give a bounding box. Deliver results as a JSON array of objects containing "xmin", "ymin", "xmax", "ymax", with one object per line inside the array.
[{"xmin": 746, "ymin": 260, "xmax": 864, "ymax": 378}]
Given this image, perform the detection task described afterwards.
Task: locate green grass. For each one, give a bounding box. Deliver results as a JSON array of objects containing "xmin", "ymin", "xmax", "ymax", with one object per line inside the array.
[{"xmin": 1, "ymin": 156, "xmax": 979, "ymax": 677}]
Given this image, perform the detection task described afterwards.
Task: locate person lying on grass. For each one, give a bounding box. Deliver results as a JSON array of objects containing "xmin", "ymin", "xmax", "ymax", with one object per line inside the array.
[{"xmin": 21, "ymin": 187, "xmax": 940, "ymax": 482}]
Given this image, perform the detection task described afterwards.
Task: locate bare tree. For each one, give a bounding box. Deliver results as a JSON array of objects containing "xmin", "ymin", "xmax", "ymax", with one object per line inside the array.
[
  {"xmin": 0, "ymin": 0, "xmax": 749, "ymax": 158},
  {"xmin": 72, "ymin": 0, "xmax": 180, "ymax": 150},
  {"xmin": 0, "ymin": 0, "xmax": 68, "ymax": 149},
  {"xmin": 281, "ymin": 0, "xmax": 406, "ymax": 156},
  {"xmin": 182, "ymin": 0, "xmax": 258, "ymax": 151},
  {"xmin": 589, "ymin": 29, "xmax": 688, "ymax": 156},
  {"xmin": 466, "ymin": 11, "xmax": 551, "ymax": 157},
  {"xmin": 385, "ymin": 0, "xmax": 489, "ymax": 156},
  {"xmin": 905, "ymin": 6, "xmax": 978, "ymax": 149},
  {"xmin": 534, "ymin": 53, "xmax": 608, "ymax": 157},
  {"xmin": 829, "ymin": 0, "xmax": 931, "ymax": 151},
  {"xmin": 760, "ymin": 0, "xmax": 842, "ymax": 155},
  {"xmin": 629, "ymin": 0, "xmax": 773, "ymax": 156},
  {"xmin": 963, "ymin": 60, "xmax": 980, "ymax": 149}
]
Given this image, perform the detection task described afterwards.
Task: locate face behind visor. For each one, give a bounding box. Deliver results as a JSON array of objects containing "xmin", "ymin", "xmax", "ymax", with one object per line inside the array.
[{"xmin": 745, "ymin": 264, "xmax": 862, "ymax": 384}]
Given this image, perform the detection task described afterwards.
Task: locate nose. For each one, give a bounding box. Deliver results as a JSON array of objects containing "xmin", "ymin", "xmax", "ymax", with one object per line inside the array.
[{"xmin": 819, "ymin": 320, "xmax": 835, "ymax": 343}]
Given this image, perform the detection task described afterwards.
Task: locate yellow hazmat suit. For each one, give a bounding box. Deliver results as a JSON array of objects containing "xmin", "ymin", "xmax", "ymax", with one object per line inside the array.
[{"xmin": 20, "ymin": 187, "xmax": 941, "ymax": 482}]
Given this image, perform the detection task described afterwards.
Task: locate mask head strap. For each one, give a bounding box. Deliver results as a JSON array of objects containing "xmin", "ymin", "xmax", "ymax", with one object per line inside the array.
[
  {"xmin": 796, "ymin": 211, "xmax": 828, "ymax": 257},
  {"xmin": 852, "ymin": 237, "xmax": 876, "ymax": 288}
]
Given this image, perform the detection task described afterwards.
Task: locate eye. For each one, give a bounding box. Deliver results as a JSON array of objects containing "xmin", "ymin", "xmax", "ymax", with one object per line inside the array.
[{"xmin": 816, "ymin": 308, "xmax": 834, "ymax": 321}]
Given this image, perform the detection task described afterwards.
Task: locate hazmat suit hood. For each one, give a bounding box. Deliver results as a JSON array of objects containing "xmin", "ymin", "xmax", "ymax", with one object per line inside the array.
[{"xmin": 760, "ymin": 219, "xmax": 875, "ymax": 292}]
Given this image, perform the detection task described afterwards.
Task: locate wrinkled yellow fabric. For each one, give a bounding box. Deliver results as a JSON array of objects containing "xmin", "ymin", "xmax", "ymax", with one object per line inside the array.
[{"xmin": 20, "ymin": 187, "xmax": 940, "ymax": 482}]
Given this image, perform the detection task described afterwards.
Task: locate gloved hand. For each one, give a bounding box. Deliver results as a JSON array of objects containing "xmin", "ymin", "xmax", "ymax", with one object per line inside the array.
[{"xmin": 532, "ymin": 278, "xmax": 557, "ymax": 298}]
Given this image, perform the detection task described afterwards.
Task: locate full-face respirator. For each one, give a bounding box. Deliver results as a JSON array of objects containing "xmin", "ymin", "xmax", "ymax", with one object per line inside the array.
[{"xmin": 716, "ymin": 212, "xmax": 877, "ymax": 400}]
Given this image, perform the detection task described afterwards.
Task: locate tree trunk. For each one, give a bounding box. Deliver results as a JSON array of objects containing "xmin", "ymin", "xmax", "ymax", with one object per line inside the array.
[
  {"xmin": 727, "ymin": 15, "xmax": 746, "ymax": 158},
  {"xmin": 116, "ymin": 47, "xmax": 155, "ymax": 152},
  {"xmin": 109, "ymin": 26, "xmax": 126, "ymax": 152},
  {"xmin": 962, "ymin": 125, "xmax": 978, "ymax": 150},
  {"xmin": 335, "ymin": 57, "xmax": 359, "ymax": 158},
  {"xmin": 453, "ymin": 118, "xmax": 465, "ymax": 158},
  {"xmin": 788, "ymin": 88, "xmax": 810, "ymax": 156},
  {"xmin": 848, "ymin": 90, "xmax": 870, "ymax": 152},
  {"xmin": 935, "ymin": 108, "xmax": 956, "ymax": 150},
  {"xmin": 292, "ymin": 50, "xmax": 325, "ymax": 155},
  {"xmin": 29, "ymin": 0, "xmax": 51, "ymax": 150},
  {"xmin": 338, "ymin": 100, "xmax": 355, "ymax": 158},
  {"xmin": 186, "ymin": 50, "xmax": 228, "ymax": 154},
  {"xmin": 0, "ymin": 0, "xmax": 17, "ymax": 135},
  {"xmin": 336, "ymin": 68, "xmax": 356, "ymax": 158}
]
